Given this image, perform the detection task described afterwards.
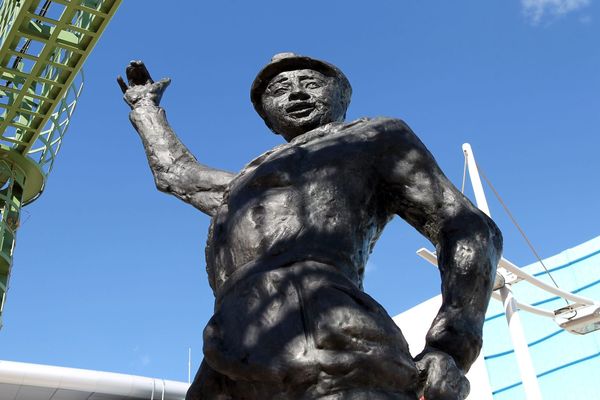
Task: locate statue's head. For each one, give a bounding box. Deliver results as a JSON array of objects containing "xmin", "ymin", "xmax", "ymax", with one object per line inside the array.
[{"xmin": 251, "ymin": 53, "xmax": 352, "ymax": 141}]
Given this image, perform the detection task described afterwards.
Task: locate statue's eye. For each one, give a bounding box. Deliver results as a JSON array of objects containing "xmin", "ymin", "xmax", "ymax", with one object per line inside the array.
[
  {"xmin": 305, "ymin": 82, "xmax": 321, "ymax": 89},
  {"xmin": 271, "ymin": 87, "xmax": 288, "ymax": 96}
]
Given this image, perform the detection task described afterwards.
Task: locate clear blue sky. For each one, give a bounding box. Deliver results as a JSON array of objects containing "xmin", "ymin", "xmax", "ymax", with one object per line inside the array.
[{"xmin": 0, "ymin": 0, "xmax": 599, "ymax": 383}]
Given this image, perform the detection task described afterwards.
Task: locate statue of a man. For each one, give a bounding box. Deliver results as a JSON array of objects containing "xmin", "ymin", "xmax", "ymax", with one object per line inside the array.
[{"xmin": 118, "ymin": 53, "xmax": 502, "ymax": 400}]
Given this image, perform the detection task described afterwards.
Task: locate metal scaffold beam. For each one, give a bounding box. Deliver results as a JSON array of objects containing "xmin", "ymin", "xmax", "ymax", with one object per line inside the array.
[{"xmin": 0, "ymin": 0, "xmax": 122, "ymax": 327}]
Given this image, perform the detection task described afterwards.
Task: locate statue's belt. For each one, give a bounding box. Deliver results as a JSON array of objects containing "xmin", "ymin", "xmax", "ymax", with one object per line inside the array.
[{"xmin": 214, "ymin": 255, "xmax": 356, "ymax": 307}]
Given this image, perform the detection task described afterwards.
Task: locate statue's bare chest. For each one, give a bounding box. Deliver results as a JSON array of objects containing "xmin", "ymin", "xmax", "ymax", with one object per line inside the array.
[
  {"xmin": 226, "ymin": 123, "xmax": 378, "ymax": 214},
  {"xmin": 205, "ymin": 118, "xmax": 397, "ymax": 283}
]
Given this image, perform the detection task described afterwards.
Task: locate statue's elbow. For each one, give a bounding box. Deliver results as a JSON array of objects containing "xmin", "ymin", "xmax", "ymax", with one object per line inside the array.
[
  {"xmin": 446, "ymin": 209, "xmax": 503, "ymax": 263},
  {"xmin": 154, "ymin": 174, "xmax": 171, "ymax": 193},
  {"xmin": 480, "ymin": 212, "xmax": 503, "ymax": 258},
  {"xmin": 466, "ymin": 211, "xmax": 503, "ymax": 273}
]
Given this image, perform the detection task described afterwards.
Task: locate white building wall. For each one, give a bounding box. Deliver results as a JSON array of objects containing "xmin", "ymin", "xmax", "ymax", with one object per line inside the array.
[{"xmin": 393, "ymin": 295, "xmax": 494, "ymax": 400}]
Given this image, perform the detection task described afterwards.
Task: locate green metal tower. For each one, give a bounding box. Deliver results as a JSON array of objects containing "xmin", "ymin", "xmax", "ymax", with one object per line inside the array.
[{"xmin": 0, "ymin": 0, "xmax": 122, "ymax": 327}]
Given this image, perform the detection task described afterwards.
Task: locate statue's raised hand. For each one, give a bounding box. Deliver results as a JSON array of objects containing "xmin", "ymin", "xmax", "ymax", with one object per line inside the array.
[
  {"xmin": 415, "ymin": 350, "xmax": 470, "ymax": 400},
  {"xmin": 117, "ymin": 60, "xmax": 170, "ymax": 109}
]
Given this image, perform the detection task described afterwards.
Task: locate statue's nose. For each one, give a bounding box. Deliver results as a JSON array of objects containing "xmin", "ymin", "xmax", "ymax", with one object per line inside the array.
[{"xmin": 289, "ymin": 90, "xmax": 310, "ymax": 101}]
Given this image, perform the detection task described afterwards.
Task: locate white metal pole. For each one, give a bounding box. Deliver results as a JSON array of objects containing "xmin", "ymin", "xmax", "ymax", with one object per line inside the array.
[
  {"xmin": 499, "ymin": 286, "xmax": 543, "ymax": 399},
  {"xmin": 463, "ymin": 143, "xmax": 543, "ymax": 399},
  {"xmin": 463, "ymin": 143, "xmax": 491, "ymax": 217}
]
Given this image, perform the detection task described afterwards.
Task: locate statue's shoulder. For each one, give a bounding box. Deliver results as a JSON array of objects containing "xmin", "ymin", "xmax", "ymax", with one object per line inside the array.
[
  {"xmin": 347, "ymin": 117, "xmax": 417, "ymax": 143},
  {"xmin": 364, "ymin": 116, "xmax": 412, "ymax": 131},
  {"xmin": 344, "ymin": 116, "xmax": 410, "ymax": 131}
]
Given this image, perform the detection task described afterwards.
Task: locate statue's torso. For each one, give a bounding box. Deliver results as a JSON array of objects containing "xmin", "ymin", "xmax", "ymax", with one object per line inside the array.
[{"xmin": 206, "ymin": 117, "xmax": 401, "ymax": 292}]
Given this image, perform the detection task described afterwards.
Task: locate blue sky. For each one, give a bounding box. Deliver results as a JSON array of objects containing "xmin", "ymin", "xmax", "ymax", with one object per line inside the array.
[{"xmin": 0, "ymin": 0, "xmax": 599, "ymax": 383}]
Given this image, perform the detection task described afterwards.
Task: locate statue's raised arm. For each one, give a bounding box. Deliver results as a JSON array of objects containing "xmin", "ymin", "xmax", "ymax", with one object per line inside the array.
[{"xmin": 118, "ymin": 61, "xmax": 234, "ymax": 216}]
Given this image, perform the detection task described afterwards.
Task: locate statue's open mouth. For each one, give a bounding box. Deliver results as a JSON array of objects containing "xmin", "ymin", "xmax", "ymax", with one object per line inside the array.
[{"xmin": 286, "ymin": 102, "xmax": 315, "ymax": 118}]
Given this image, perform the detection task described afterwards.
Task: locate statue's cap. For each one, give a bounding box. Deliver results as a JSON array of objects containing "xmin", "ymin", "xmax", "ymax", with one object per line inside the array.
[{"xmin": 251, "ymin": 52, "xmax": 352, "ymax": 120}]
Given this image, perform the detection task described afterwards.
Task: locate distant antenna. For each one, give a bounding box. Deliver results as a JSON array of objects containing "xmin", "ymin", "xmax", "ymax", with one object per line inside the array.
[{"xmin": 188, "ymin": 347, "xmax": 192, "ymax": 384}]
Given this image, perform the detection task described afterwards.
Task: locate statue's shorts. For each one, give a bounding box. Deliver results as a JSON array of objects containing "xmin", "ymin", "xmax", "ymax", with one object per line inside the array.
[{"xmin": 188, "ymin": 260, "xmax": 419, "ymax": 400}]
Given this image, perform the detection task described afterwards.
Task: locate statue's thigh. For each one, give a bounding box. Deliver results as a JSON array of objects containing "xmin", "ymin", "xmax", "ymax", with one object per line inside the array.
[
  {"xmin": 309, "ymin": 281, "xmax": 405, "ymax": 350},
  {"xmin": 203, "ymin": 263, "xmax": 417, "ymax": 394},
  {"xmin": 203, "ymin": 266, "xmax": 318, "ymax": 382},
  {"xmin": 300, "ymin": 272, "xmax": 418, "ymax": 391}
]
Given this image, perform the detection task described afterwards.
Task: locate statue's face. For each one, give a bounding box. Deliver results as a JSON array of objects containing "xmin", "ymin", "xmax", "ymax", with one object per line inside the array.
[{"xmin": 261, "ymin": 69, "xmax": 347, "ymax": 141}]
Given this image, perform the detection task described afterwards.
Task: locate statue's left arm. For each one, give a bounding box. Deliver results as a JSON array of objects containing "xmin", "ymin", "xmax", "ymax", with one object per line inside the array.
[{"xmin": 375, "ymin": 119, "xmax": 503, "ymax": 399}]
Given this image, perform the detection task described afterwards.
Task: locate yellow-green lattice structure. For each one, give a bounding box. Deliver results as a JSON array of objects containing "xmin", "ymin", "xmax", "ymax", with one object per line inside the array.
[{"xmin": 0, "ymin": 0, "xmax": 122, "ymax": 327}]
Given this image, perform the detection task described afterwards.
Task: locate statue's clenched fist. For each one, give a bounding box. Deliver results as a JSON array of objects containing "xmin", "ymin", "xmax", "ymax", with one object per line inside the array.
[{"xmin": 415, "ymin": 350, "xmax": 470, "ymax": 400}]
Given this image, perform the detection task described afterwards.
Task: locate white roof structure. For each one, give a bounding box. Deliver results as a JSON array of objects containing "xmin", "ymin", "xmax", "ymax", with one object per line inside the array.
[{"xmin": 0, "ymin": 360, "xmax": 189, "ymax": 400}]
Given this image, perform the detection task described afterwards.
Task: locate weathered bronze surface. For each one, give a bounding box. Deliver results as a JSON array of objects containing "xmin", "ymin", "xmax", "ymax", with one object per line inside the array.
[{"xmin": 118, "ymin": 53, "xmax": 502, "ymax": 400}]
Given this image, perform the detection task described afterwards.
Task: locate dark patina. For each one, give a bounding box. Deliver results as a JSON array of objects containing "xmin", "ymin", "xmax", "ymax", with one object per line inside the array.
[{"xmin": 118, "ymin": 53, "xmax": 502, "ymax": 400}]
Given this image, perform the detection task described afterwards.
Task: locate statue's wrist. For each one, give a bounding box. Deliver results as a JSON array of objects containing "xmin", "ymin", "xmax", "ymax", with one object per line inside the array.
[
  {"xmin": 426, "ymin": 312, "xmax": 483, "ymax": 370},
  {"xmin": 130, "ymin": 101, "xmax": 161, "ymax": 112}
]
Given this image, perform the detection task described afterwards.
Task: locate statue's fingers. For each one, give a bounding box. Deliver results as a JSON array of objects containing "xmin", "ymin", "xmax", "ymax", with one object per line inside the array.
[
  {"xmin": 457, "ymin": 374, "xmax": 470, "ymax": 399},
  {"xmin": 138, "ymin": 62, "xmax": 154, "ymax": 85},
  {"xmin": 116, "ymin": 75, "xmax": 128, "ymax": 93},
  {"xmin": 125, "ymin": 61, "xmax": 139, "ymax": 85},
  {"xmin": 156, "ymin": 77, "xmax": 171, "ymax": 89},
  {"xmin": 126, "ymin": 60, "xmax": 154, "ymax": 86}
]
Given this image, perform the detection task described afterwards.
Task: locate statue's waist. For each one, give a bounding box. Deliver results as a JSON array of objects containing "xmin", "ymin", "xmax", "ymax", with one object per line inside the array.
[{"xmin": 214, "ymin": 254, "xmax": 360, "ymax": 305}]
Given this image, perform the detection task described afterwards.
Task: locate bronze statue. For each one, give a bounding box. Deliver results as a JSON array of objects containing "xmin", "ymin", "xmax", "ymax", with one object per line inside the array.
[{"xmin": 118, "ymin": 53, "xmax": 502, "ymax": 400}]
